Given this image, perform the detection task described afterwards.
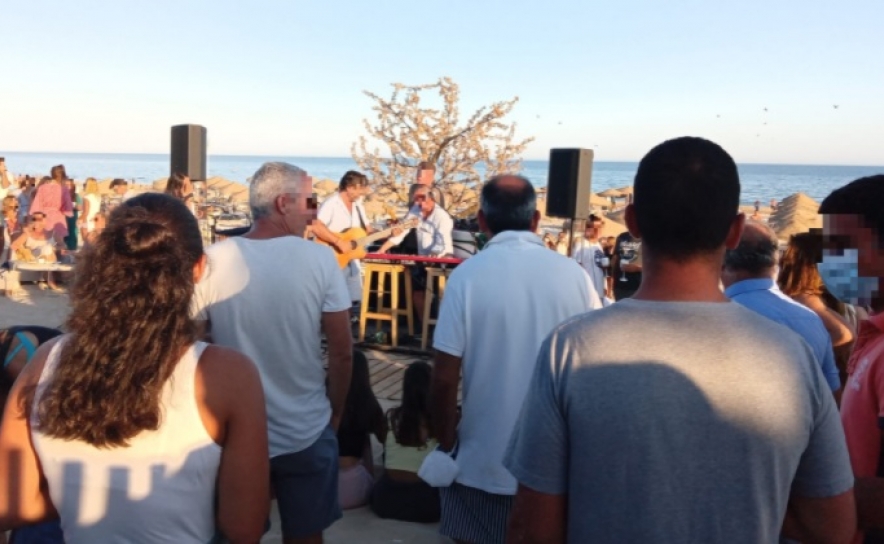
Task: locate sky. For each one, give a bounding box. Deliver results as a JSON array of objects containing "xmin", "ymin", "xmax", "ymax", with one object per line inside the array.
[{"xmin": 2, "ymin": 0, "xmax": 883, "ymax": 165}]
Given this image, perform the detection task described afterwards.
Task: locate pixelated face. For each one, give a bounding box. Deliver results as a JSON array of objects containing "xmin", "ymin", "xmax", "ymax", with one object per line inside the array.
[
  {"xmin": 413, "ymin": 188, "xmax": 433, "ymax": 213},
  {"xmin": 282, "ymin": 174, "xmax": 317, "ymax": 236},
  {"xmin": 819, "ymin": 213, "xmax": 884, "ymax": 306},
  {"xmin": 416, "ymin": 168, "xmax": 434, "ymax": 186}
]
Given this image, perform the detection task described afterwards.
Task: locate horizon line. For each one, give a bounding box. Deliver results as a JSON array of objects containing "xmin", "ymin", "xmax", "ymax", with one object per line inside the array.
[{"xmin": 2, "ymin": 149, "xmax": 883, "ymax": 169}]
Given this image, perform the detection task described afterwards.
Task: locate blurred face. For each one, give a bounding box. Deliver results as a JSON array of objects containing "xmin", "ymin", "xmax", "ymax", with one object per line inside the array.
[
  {"xmin": 416, "ymin": 168, "xmax": 434, "ymax": 186},
  {"xmin": 114, "ymin": 183, "xmax": 127, "ymax": 195},
  {"xmin": 344, "ymin": 182, "xmax": 368, "ymax": 202},
  {"xmin": 820, "ymin": 213, "xmax": 884, "ymax": 309},
  {"xmin": 413, "ymin": 188, "xmax": 434, "ymax": 213},
  {"xmin": 585, "ymin": 220, "xmax": 604, "ymax": 240},
  {"xmin": 182, "ymin": 176, "xmax": 193, "ymax": 195},
  {"xmin": 29, "ymin": 214, "xmax": 46, "ymax": 233},
  {"xmin": 281, "ymin": 174, "xmax": 317, "ymax": 236}
]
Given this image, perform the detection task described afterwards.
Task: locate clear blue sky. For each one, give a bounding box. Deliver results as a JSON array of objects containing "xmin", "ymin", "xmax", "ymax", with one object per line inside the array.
[{"xmin": 3, "ymin": 0, "xmax": 883, "ymax": 164}]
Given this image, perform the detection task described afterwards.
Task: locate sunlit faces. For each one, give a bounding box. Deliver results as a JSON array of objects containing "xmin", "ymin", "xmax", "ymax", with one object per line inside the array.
[
  {"xmin": 412, "ymin": 187, "xmax": 434, "ymax": 213},
  {"xmin": 819, "ymin": 214, "xmax": 884, "ymax": 306}
]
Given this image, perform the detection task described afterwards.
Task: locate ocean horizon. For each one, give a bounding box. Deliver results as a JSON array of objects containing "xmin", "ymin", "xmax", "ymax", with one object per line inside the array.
[{"xmin": 3, "ymin": 151, "xmax": 883, "ymax": 205}]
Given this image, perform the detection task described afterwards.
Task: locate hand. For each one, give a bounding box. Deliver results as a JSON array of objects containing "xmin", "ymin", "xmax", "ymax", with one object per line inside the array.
[
  {"xmin": 334, "ymin": 239, "xmax": 350, "ymax": 254},
  {"xmin": 391, "ymin": 227, "xmax": 403, "ymax": 237},
  {"xmin": 330, "ymin": 414, "xmax": 342, "ymax": 432}
]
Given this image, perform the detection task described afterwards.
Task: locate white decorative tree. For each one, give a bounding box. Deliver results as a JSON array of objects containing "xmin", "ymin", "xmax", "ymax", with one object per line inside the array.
[{"xmin": 351, "ymin": 77, "xmax": 533, "ymax": 216}]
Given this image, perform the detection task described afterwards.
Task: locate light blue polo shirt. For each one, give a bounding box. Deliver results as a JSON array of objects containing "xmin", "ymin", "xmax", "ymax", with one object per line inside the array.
[{"xmin": 725, "ymin": 278, "xmax": 841, "ymax": 391}]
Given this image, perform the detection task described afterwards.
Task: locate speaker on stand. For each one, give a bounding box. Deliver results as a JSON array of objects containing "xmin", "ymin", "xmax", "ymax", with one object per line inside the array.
[
  {"xmin": 170, "ymin": 124, "xmax": 214, "ymax": 244},
  {"xmin": 545, "ymin": 148, "xmax": 594, "ymax": 256}
]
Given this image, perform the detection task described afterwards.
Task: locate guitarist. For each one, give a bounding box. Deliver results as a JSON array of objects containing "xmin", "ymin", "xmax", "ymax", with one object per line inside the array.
[{"xmin": 313, "ymin": 171, "xmax": 374, "ymax": 305}]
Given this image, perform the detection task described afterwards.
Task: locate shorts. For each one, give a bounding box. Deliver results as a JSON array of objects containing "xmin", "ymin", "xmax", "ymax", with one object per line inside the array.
[
  {"xmin": 411, "ymin": 264, "xmax": 427, "ymax": 291},
  {"xmin": 270, "ymin": 426, "xmax": 342, "ymax": 538},
  {"xmin": 439, "ymin": 483, "xmax": 514, "ymax": 544},
  {"xmin": 338, "ymin": 463, "xmax": 374, "ymax": 510}
]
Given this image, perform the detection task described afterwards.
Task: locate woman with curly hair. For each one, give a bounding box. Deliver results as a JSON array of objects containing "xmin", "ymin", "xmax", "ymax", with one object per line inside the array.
[
  {"xmin": 778, "ymin": 231, "xmax": 859, "ymax": 387},
  {"xmin": 0, "ymin": 193, "xmax": 269, "ymax": 543}
]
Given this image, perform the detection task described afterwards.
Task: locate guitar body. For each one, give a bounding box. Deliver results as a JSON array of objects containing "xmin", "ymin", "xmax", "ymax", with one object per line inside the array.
[
  {"xmin": 314, "ymin": 218, "xmax": 418, "ymax": 269},
  {"xmin": 316, "ymin": 227, "xmax": 369, "ymax": 269}
]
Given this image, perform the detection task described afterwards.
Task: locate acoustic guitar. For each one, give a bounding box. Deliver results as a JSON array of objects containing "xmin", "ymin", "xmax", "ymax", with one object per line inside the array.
[{"xmin": 318, "ymin": 218, "xmax": 419, "ymax": 269}]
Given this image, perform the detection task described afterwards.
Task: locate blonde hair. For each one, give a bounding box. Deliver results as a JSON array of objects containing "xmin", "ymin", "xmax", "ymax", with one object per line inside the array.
[{"xmin": 84, "ymin": 178, "xmax": 100, "ymax": 195}]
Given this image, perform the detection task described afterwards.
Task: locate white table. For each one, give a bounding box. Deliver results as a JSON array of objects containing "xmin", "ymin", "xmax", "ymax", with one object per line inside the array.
[{"xmin": 12, "ymin": 262, "xmax": 74, "ymax": 273}]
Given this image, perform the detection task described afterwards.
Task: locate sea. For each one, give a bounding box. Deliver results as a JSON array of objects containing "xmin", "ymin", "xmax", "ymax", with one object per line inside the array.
[{"xmin": 4, "ymin": 151, "xmax": 883, "ymax": 206}]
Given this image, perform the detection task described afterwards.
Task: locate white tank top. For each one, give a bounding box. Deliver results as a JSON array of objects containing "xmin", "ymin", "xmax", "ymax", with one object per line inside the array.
[
  {"xmin": 31, "ymin": 340, "xmax": 222, "ymax": 544},
  {"xmin": 84, "ymin": 193, "xmax": 101, "ymax": 222}
]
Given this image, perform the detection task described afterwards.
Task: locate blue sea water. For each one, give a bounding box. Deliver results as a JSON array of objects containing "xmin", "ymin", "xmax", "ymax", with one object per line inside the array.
[{"xmin": 3, "ymin": 151, "xmax": 883, "ymax": 205}]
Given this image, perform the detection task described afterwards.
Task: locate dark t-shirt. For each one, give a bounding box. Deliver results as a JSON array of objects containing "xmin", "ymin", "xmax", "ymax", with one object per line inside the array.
[{"xmin": 614, "ymin": 232, "xmax": 642, "ymax": 290}]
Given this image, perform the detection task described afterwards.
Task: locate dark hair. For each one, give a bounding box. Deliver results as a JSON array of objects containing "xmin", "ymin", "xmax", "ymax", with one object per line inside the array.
[
  {"xmin": 338, "ymin": 170, "xmax": 368, "ymax": 192},
  {"xmin": 164, "ymin": 172, "xmax": 189, "ymax": 199},
  {"xmin": 723, "ymin": 222, "xmax": 778, "ymax": 274},
  {"xmin": 480, "ymin": 175, "xmax": 536, "ymax": 234},
  {"xmin": 31, "ymin": 193, "xmax": 204, "ymax": 447},
  {"xmin": 633, "ymin": 137, "xmax": 740, "ymax": 260},
  {"xmin": 819, "ymin": 175, "xmax": 884, "ymax": 247},
  {"xmin": 339, "ymin": 350, "xmax": 385, "ymax": 439},
  {"xmin": 417, "ymin": 161, "xmax": 436, "ymax": 172},
  {"xmin": 388, "ymin": 361, "xmax": 433, "ymax": 447},
  {"xmin": 110, "ymin": 178, "xmax": 128, "ymax": 189},
  {"xmin": 778, "ymin": 231, "xmax": 844, "ymax": 311},
  {"xmin": 50, "ymin": 164, "xmax": 67, "ymax": 183}
]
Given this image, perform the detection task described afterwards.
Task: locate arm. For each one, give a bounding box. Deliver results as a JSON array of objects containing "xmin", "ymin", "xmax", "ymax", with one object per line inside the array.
[
  {"xmin": 781, "ymin": 489, "xmax": 856, "ymax": 544},
  {"xmin": 10, "ymin": 231, "xmax": 27, "ymax": 252},
  {"xmin": 438, "ymin": 214, "xmax": 454, "ymax": 257},
  {"xmin": 796, "ymin": 294, "xmax": 855, "ymax": 348},
  {"xmin": 506, "ymin": 485, "xmax": 567, "ymax": 544},
  {"xmin": 0, "ymin": 341, "xmax": 60, "ymax": 530},
  {"xmin": 430, "ymin": 350, "xmax": 462, "ymax": 451},
  {"xmin": 79, "ymin": 198, "xmax": 91, "ymax": 226},
  {"xmin": 61, "ymin": 186, "xmax": 73, "ymax": 216},
  {"xmin": 322, "ymin": 310, "xmax": 353, "ymax": 431},
  {"xmin": 201, "ymin": 346, "xmax": 270, "ymax": 544},
  {"xmin": 310, "ymin": 219, "xmax": 350, "ymax": 254}
]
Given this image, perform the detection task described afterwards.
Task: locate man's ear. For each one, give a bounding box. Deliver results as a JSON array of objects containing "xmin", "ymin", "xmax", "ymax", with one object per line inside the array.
[
  {"xmin": 625, "ymin": 204, "xmax": 641, "ymax": 239},
  {"xmin": 724, "ymin": 213, "xmax": 746, "ymax": 250},
  {"xmin": 529, "ymin": 210, "xmax": 541, "ymax": 233}
]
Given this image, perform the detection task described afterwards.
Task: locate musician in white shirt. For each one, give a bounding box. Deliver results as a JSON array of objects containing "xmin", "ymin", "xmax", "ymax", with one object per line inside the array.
[
  {"xmin": 313, "ymin": 171, "xmax": 373, "ymax": 303},
  {"xmin": 379, "ymin": 184, "xmax": 454, "ymax": 324}
]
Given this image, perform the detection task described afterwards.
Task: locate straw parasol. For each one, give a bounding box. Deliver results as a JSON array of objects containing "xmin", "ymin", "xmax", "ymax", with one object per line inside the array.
[
  {"xmin": 590, "ymin": 193, "xmax": 611, "ymax": 209},
  {"xmin": 313, "ymin": 179, "xmax": 337, "ymax": 196},
  {"xmin": 768, "ymin": 192, "xmax": 822, "ymax": 240},
  {"xmin": 598, "ymin": 188, "xmax": 625, "ymax": 198}
]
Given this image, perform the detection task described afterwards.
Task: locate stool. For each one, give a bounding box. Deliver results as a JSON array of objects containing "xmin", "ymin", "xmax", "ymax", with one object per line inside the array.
[
  {"xmin": 421, "ymin": 267, "xmax": 452, "ymax": 350},
  {"xmin": 359, "ymin": 262, "xmax": 414, "ymax": 347}
]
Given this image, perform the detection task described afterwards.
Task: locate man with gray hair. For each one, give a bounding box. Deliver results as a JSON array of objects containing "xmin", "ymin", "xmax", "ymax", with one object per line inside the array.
[
  {"xmin": 722, "ymin": 220, "xmax": 841, "ymax": 395},
  {"xmin": 429, "ymin": 175, "xmax": 601, "ymax": 544},
  {"xmin": 192, "ymin": 162, "xmax": 353, "ymax": 543}
]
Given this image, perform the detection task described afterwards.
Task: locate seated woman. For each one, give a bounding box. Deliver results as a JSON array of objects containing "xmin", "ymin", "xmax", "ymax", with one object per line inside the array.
[
  {"xmin": 371, "ymin": 361, "xmax": 441, "ymax": 523},
  {"xmin": 0, "ymin": 193, "xmax": 270, "ymax": 544},
  {"xmin": 337, "ymin": 350, "xmax": 387, "ymax": 510},
  {"xmin": 778, "ymin": 231, "xmax": 859, "ymax": 389},
  {"xmin": 9, "ymin": 212, "xmax": 67, "ymax": 291}
]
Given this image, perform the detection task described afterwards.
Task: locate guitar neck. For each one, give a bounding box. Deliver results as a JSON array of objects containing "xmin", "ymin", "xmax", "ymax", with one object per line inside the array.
[{"xmin": 356, "ymin": 220, "xmax": 418, "ymax": 248}]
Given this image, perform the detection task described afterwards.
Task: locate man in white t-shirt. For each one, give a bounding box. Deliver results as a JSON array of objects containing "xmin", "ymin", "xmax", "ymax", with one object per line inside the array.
[
  {"xmin": 312, "ymin": 170, "xmax": 372, "ymax": 303},
  {"xmin": 430, "ymin": 175, "xmax": 601, "ymax": 544},
  {"xmin": 192, "ymin": 162, "xmax": 353, "ymax": 543},
  {"xmin": 573, "ymin": 214, "xmax": 610, "ymax": 300}
]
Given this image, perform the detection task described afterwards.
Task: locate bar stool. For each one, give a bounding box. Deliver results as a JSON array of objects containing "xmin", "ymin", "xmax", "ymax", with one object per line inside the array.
[
  {"xmin": 359, "ymin": 261, "xmax": 414, "ymax": 347},
  {"xmin": 421, "ymin": 267, "xmax": 452, "ymax": 350}
]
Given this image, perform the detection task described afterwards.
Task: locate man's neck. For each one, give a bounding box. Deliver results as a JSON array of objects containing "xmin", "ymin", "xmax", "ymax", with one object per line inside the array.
[
  {"xmin": 339, "ymin": 191, "xmax": 353, "ymax": 206},
  {"xmin": 244, "ymin": 218, "xmax": 295, "ymax": 240},
  {"xmin": 721, "ymin": 268, "xmax": 775, "ymax": 289},
  {"xmin": 633, "ymin": 252, "xmax": 730, "ymax": 303}
]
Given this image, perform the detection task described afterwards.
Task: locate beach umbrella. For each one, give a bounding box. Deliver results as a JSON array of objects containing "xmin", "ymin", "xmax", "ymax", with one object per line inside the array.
[
  {"xmin": 589, "ymin": 193, "xmax": 611, "ymax": 209},
  {"xmin": 152, "ymin": 178, "xmax": 168, "ymax": 191},
  {"xmin": 598, "ymin": 188, "xmax": 624, "ymax": 198},
  {"xmin": 313, "ymin": 179, "xmax": 337, "ymax": 195}
]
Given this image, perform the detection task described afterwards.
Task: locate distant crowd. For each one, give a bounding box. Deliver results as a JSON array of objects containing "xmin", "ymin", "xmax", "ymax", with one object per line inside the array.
[{"xmin": 0, "ymin": 137, "xmax": 883, "ymax": 544}]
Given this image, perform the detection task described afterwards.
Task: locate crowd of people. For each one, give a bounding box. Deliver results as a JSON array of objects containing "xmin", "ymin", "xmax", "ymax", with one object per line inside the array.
[{"xmin": 0, "ymin": 137, "xmax": 882, "ymax": 544}]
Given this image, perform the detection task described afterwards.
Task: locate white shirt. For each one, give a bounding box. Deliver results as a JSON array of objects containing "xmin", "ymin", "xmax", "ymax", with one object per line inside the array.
[
  {"xmin": 433, "ymin": 230, "xmax": 602, "ymax": 494},
  {"xmin": 574, "ymin": 240, "xmax": 607, "ymax": 298},
  {"xmin": 389, "ymin": 203, "xmax": 454, "ymax": 256},
  {"xmin": 318, "ymin": 192, "xmax": 369, "ymax": 301},
  {"xmin": 192, "ymin": 236, "xmax": 351, "ymax": 457},
  {"xmin": 33, "ymin": 340, "xmax": 221, "ymax": 544}
]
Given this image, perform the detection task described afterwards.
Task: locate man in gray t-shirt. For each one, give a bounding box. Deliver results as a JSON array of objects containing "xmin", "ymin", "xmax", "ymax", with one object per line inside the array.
[{"xmin": 504, "ymin": 137, "xmax": 856, "ymax": 544}]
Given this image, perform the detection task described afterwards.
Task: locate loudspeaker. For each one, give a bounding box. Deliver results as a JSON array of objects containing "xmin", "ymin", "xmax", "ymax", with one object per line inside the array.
[
  {"xmin": 546, "ymin": 148, "xmax": 593, "ymax": 219},
  {"xmin": 170, "ymin": 124, "xmax": 207, "ymax": 181}
]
